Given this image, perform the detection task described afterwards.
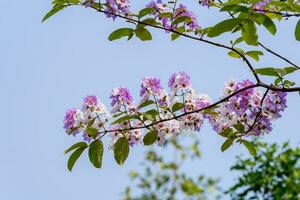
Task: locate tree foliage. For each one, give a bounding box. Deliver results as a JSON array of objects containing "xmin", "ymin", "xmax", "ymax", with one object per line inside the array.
[
  {"xmin": 226, "ymin": 141, "xmax": 300, "ymax": 200},
  {"xmin": 123, "ymin": 136, "xmax": 221, "ymax": 200}
]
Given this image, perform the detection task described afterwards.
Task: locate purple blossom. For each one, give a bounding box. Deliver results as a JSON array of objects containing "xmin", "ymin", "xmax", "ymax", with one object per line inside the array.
[
  {"xmin": 146, "ymin": 0, "xmax": 166, "ymax": 15},
  {"xmin": 173, "ymin": 4, "xmax": 199, "ymax": 30},
  {"xmin": 168, "ymin": 71, "xmax": 191, "ymax": 91},
  {"xmin": 200, "ymin": 0, "xmax": 212, "ymax": 7},
  {"xmin": 110, "ymin": 86, "xmax": 133, "ymax": 106},
  {"xmin": 105, "ymin": 0, "xmax": 131, "ymax": 20},
  {"xmin": 83, "ymin": 0, "xmax": 94, "ymax": 7},
  {"xmin": 253, "ymin": 0, "xmax": 270, "ymax": 13},
  {"xmin": 210, "ymin": 80, "xmax": 287, "ymax": 137},
  {"xmin": 140, "ymin": 77, "xmax": 162, "ymax": 97},
  {"xmin": 63, "ymin": 108, "xmax": 83, "ymax": 135},
  {"xmin": 83, "ymin": 95, "xmax": 98, "ymax": 106}
]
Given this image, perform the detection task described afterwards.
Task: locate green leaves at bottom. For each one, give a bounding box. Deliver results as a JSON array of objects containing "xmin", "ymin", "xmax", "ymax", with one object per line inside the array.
[
  {"xmin": 67, "ymin": 145, "xmax": 87, "ymax": 172},
  {"xmin": 88, "ymin": 140, "xmax": 104, "ymax": 168},
  {"xmin": 114, "ymin": 137, "xmax": 130, "ymax": 165}
]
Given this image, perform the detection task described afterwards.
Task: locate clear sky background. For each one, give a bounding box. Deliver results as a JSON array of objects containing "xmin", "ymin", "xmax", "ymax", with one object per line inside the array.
[{"xmin": 1, "ymin": 1, "xmax": 300, "ymax": 199}]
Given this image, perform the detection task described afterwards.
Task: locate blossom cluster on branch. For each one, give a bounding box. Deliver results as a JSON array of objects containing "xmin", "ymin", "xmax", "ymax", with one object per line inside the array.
[{"xmin": 63, "ymin": 72, "xmax": 287, "ymax": 169}]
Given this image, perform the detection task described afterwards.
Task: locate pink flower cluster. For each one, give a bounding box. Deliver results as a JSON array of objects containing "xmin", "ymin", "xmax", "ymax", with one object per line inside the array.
[
  {"xmin": 209, "ymin": 80, "xmax": 287, "ymax": 136},
  {"xmin": 63, "ymin": 72, "xmax": 287, "ymax": 148}
]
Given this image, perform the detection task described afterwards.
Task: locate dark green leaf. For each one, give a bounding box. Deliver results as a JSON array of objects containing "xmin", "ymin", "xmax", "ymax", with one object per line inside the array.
[
  {"xmin": 67, "ymin": 146, "xmax": 87, "ymax": 171},
  {"xmin": 219, "ymin": 127, "xmax": 234, "ymax": 138},
  {"xmin": 159, "ymin": 12, "xmax": 173, "ymax": 18},
  {"xmin": 143, "ymin": 130, "xmax": 158, "ymax": 145},
  {"xmin": 142, "ymin": 18, "xmax": 158, "ymax": 26},
  {"xmin": 112, "ymin": 111, "xmax": 126, "ymax": 118},
  {"xmin": 108, "ymin": 28, "xmax": 134, "ymax": 41},
  {"xmin": 64, "ymin": 142, "xmax": 87, "ymax": 155},
  {"xmin": 221, "ymin": 138, "xmax": 233, "ymax": 152},
  {"xmin": 172, "ymin": 102, "xmax": 185, "ymax": 112},
  {"xmin": 208, "ymin": 18, "xmax": 245, "ymax": 37},
  {"xmin": 143, "ymin": 109, "xmax": 159, "ymax": 121},
  {"xmin": 138, "ymin": 100, "xmax": 155, "ymax": 109},
  {"xmin": 114, "ymin": 137, "xmax": 130, "ymax": 165},
  {"xmin": 171, "ymin": 26, "xmax": 185, "ymax": 41},
  {"xmin": 233, "ymin": 123, "xmax": 245, "ymax": 133},
  {"xmin": 139, "ymin": 7, "xmax": 155, "ymax": 18},
  {"xmin": 111, "ymin": 115, "xmax": 132, "ymax": 125},
  {"xmin": 295, "ymin": 20, "xmax": 300, "ymax": 41},
  {"xmin": 86, "ymin": 127, "xmax": 98, "ymax": 138},
  {"xmin": 88, "ymin": 140, "xmax": 104, "ymax": 168},
  {"xmin": 42, "ymin": 5, "xmax": 66, "ymax": 22},
  {"xmin": 172, "ymin": 16, "xmax": 192, "ymax": 25},
  {"xmin": 135, "ymin": 27, "xmax": 152, "ymax": 41}
]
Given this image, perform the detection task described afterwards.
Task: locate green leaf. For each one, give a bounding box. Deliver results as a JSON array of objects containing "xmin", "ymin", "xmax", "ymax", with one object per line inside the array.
[
  {"xmin": 64, "ymin": 142, "xmax": 87, "ymax": 155},
  {"xmin": 172, "ymin": 16, "xmax": 192, "ymax": 25},
  {"xmin": 283, "ymin": 66, "xmax": 298, "ymax": 74},
  {"xmin": 42, "ymin": 5, "xmax": 66, "ymax": 22},
  {"xmin": 67, "ymin": 146, "xmax": 87, "ymax": 171},
  {"xmin": 88, "ymin": 140, "xmax": 104, "ymax": 168},
  {"xmin": 142, "ymin": 18, "xmax": 158, "ymax": 26},
  {"xmin": 114, "ymin": 137, "xmax": 130, "ymax": 165},
  {"xmin": 246, "ymin": 50, "xmax": 263, "ymax": 61},
  {"xmin": 255, "ymin": 67, "xmax": 280, "ymax": 77},
  {"xmin": 233, "ymin": 122, "xmax": 245, "ymax": 133},
  {"xmin": 108, "ymin": 28, "xmax": 134, "ymax": 41},
  {"xmin": 112, "ymin": 111, "xmax": 127, "ymax": 118},
  {"xmin": 171, "ymin": 26, "xmax": 185, "ymax": 41},
  {"xmin": 242, "ymin": 20, "xmax": 258, "ymax": 46},
  {"xmin": 138, "ymin": 7, "xmax": 155, "ymax": 18},
  {"xmin": 221, "ymin": 138, "xmax": 233, "ymax": 152},
  {"xmin": 143, "ymin": 109, "xmax": 159, "ymax": 121},
  {"xmin": 220, "ymin": 5, "xmax": 249, "ymax": 12},
  {"xmin": 228, "ymin": 51, "xmax": 242, "ymax": 58},
  {"xmin": 111, "ymin": 115, "xmax": 132, "ymax": 125},
  {"xmin": 255, "ymin": 67, "xmax": 298, "ymax": 77},
  {"xmin": 242, "ymin": 140, "xmax": 257, "ymax": 156},
  {"xmin": 158, "ymin": 12, "xmax": 173, "ymax": 18},
  {"xmin": 172, "ymin": 102, "xmax": 185, "ymax": 112},
  {"xmin": 181, "ymin": 179, "xmax": 203, "ymax": 195},
  {"xmin": 143, "ymin": 130, "xmax": 158, "ymax": 145},
  {"xmin": 86, "ymin": 127, "xmax": 99, "ymax": 138},
  {"xmin": 295, "ymin": 20, "xmax": 300, "ymax": 41},
  {"xmin": 138, "ymin": 100, "xmax": 155, "ymax": 109},
  {"xmin": 135, "ymin": 27, "xmax": 152, "ymax": 41},
  {"xmin": 208, "ymin": 18, "xmax": 245, "ymax": 37},
  {"xmin": 219, "ymin": 128, "xmax": 234, "ymax": 138},
  {"xmin": 262, "ymin": 16, "xmax": 276, "ymax": 35}
]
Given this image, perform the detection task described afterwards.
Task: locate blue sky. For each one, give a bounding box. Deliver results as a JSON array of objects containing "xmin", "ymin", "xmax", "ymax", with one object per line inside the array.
[{"xmin": 1, "ymin": 1, "xmax": 300, "ymax": 199}]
